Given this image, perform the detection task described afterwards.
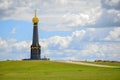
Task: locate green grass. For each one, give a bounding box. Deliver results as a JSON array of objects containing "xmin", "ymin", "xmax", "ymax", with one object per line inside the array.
[{"xmin": 0, "ymin": 60, "xmax": 120, "ymax": 80}]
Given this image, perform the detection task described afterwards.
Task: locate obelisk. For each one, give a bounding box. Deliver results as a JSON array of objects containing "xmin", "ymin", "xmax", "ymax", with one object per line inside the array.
[{"xmin": 30, "ymin": 10, "xmax": 41, "ymax": 60}]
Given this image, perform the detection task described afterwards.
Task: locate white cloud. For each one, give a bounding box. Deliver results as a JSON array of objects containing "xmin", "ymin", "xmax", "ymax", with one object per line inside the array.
[
  {"xmin": 71, "ymin": 30, "xmax": 86, "ymax": 42},
  {"xmin": 107, "ymin": 9, "xmax": 120, "ymax": 23},
  {"xmin": 105, "ymin": 27, "xmax": 120, "ymax": 41},
  {"xmin": 100, "ymin": 43, "xmax": 120, "ymax": 60},
  {"xmin": 62, "ymin": 7, "xmax": 102, "ymax": 27},
  {"xmin": 39, "ymin": 29, "xmax": 120, "ymax": 61},
  {"xmin": 101, "ymin": 0, "xmax": 120, "ymax": 10},
  {"xmin": 0, "ymin": 0, "xmax": 105, "ymax": 31},
  {"xmin": 1, "ymin": 27, "xmax": 120, "ymax": 61},
  {"xmin": 11, "ymin": 28, "xmax": 16, "ymax": 34},
  {"xmin": 40, "ymin": 7, "xmax": 102, "ymax": 31},
  {"xmin": 84, "ymin": 44, "xmax": 99, "ymax": 53},
  {"xmin": 104, "ymin": 0, "xmax": 120, "ymax": 6},
  {"xmin": 96, "ymin": 0, "xmax": 120, "ymax": 27},
  {"xmin": 95, "ymin": 9, "xmax": 120, "ymax": 27},
  {"xmin": 41, "ymin": 41, "xmax": 120, "ymax": 61},
  {"xmin": 0, "ymin": 38, "xmax": 30, "ymax": 60},
  {"xmin": 40, "ymin": 29, "xmax": 87, "ymax": 50},
  {"xmin": 72, "ymin": 30, "xmax": 86, "ymax": 38},
  {"xmin": 13, "ymin": 41, "xmax": 30, "ymax": 51},
  {"xmin": 0, "ymin": 0, "xmax": 120, "ymax": 32},
  {"xmin": 41, "ymin": 36, "xmax": 72, "ymax": 50}
]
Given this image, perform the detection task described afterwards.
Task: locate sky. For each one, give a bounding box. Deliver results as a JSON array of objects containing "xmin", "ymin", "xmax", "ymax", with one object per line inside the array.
[{"xmin": 0, "ymin": 0, "xmax": 120, "ymax": 61}]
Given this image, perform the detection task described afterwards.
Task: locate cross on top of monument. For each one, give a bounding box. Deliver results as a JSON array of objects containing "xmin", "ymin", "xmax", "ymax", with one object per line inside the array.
[{"xmin": 35, "ymin": 9, "xmax": 37, "ymax": 17}]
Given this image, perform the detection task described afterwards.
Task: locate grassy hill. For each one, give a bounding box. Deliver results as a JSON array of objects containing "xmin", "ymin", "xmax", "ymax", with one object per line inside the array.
[{"xmin": 0, "ymin": 60, "xmax": 120, "ymax": 80}]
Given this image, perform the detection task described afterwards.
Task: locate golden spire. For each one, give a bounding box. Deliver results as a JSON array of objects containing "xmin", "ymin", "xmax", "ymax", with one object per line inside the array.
[{"xmin": 32, "ymin": 9, "xmax": 39, "ymax": 24}]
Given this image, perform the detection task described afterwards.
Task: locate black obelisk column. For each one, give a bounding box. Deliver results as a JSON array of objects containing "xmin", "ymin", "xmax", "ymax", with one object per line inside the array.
[{"xmin": 30, "ymin": 10, "xmax": 41, "ymax": 60}]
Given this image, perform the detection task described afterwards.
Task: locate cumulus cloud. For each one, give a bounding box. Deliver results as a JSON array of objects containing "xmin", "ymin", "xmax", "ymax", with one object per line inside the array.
[
  {"xmin": 41, "ymin": 29, "xmax": 86, "ymax": 51},
  {"xmin": 101, "ymin": 0, "xmax": 120, "ymax": 10},
  {"xmin": 72, "ymin": 30, "xmax": 86, "ymax": 41},
  {"xmin": 0, "ymin": 38, "xmax": 30, "ymax": 60},
  {"xmin": 62, "ymin": 7, "xmax": 102, "ymax": 27},
  {"xmin": 41, "ymin": 28, "xmax": 120, "ymax": 52},
  {"xmin": 40, "ymin": 28, "xmax": 120, "ymax": 61},
  {"xmin": 0, "ymin": 0, "xmax": 103, "ymax": 31},
  {"xmin": 41, "ymin": 41, "xmax": 120, "ymax": 61},
  {"xmin": 40, "ymin": 36, "xmax": 72, "ymax": 50},
  {"xmin": 0, "ymin": 28, "xmax": 120, "ymax": 61},
  {"xmin": 95, "ymin": 9, "xmax": 120, "ymax": 27},
  {"xmin": 96, "ymin": 0, "xmax": 120, "ymax": 27},
  {"xmin": 105, "ymin": 27, "xmax": 120, "ymax": 41},
  {"xmin": 0, "ymin": 0, "xmax": 33, "ymax": 21},
  {"xmin": 40, "ymin": 7, "xmax": 102, "ymax": 31},
  {"xmin": 0, "ymin": 0, "xmax": 119, "ymax": 31}
]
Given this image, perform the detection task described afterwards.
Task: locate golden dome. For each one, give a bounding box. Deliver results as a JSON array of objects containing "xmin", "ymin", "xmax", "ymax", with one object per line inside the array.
[{"xmin": 32, "ymin": 10, "xmax": 39, "ymax": 23}]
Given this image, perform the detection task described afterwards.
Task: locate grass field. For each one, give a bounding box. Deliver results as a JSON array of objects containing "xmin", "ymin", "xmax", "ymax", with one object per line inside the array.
[{"xmin": 0, "ymin": 60, "xmax": 120, "ymax": 80}]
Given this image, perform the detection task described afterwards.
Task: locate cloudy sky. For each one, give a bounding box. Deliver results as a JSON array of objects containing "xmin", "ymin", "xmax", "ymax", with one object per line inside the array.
[{"xmin": 0, "ymin": 0, "xmax": 120, "ymax": 61}]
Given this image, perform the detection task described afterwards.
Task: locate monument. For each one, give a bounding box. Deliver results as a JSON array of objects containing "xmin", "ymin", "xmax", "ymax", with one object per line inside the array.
[{"xmin": 30, "ymin": 10, "xmax": 41, "ymax": 60}]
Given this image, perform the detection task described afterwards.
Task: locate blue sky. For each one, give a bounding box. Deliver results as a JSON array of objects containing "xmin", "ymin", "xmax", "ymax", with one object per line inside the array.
[{"xmin": 0, "ymin": 0, "xmax": 120, "ymax": 61}]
